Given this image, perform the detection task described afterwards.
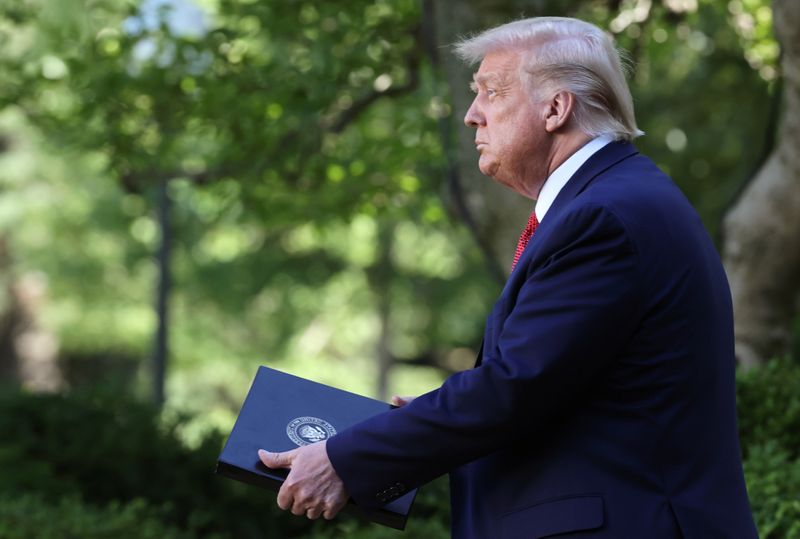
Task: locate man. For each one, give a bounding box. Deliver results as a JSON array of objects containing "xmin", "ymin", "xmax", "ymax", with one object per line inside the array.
[{"xmin": 258, "ymin": 17, "xmax": 757, "ymax": 538}]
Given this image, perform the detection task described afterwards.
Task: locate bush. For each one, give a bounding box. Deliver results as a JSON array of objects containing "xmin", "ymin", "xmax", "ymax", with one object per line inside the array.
[
  {"xmin": 737, "ymin": 357, "xmax": 800, "ymax": 538},
  {"xmin": 0, "ymin": 389, "xmax": 313, "ymax": 538},
  {"xmin": 743, "ymin": 442, "xmax": 800, "ymax": 539},
  {"xmin": 0, "ymin": 494, "xmax": 189, "ymax": 539},
  {"xmin": 737, "ymin": 357, "xmax": 800, "ymax": 457},
  {"xmin": 308, "ymin": 477, "xmax": 450, "ymax": 539},
  {"xmin": 0, "ymin": 387, "xmax": 451, "ymax": 538},
  {"xmin": 3, "ymin": 357, "xmax": 800, "ymax": 538}
]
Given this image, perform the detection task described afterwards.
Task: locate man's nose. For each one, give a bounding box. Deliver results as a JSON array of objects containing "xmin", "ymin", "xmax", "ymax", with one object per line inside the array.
[{"xmin": 464, "ymin": 98, "xmax": 484, "ymax": 128}]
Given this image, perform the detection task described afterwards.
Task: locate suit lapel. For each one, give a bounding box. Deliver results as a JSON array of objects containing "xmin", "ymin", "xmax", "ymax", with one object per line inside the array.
[
  {"xmin": 475, "ymin": 141, "xmax": 639, "ymax": 368},
  {"xmin": 505, "ymin": 141, "xmax": 639, "ymax": 281}
]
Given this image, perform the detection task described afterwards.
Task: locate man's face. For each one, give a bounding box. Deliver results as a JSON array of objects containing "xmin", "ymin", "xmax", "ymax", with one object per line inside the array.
[{"xmin": 464, "ymin": 49, "xmax": 550, "ymax": 198}]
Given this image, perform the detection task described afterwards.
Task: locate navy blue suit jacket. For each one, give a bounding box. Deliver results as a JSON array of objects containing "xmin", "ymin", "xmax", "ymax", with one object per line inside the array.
[{"xmin": 327, "ymin": 141, "xmax": 757, "ymax": 538}]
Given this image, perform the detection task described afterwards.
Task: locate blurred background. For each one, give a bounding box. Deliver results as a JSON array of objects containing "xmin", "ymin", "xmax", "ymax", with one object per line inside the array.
[{"xmin": 0, "ymin": 0, "xmax": 798, "ymax": 537}]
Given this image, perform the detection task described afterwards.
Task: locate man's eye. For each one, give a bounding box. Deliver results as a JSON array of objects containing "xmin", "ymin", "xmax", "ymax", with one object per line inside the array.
[{"xmin": 486, "ymin": 88, "xmax": 497, "ymax": 97}]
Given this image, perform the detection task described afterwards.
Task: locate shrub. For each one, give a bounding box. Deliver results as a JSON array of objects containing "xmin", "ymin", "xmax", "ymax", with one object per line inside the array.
[
  {"xmin": 737, "ymin": 357, "xmax": 800, "ymax": 457},
  {"xmin": 738, "ymin": 357, "xmax": 800, "ymax": 538},
  {"xmin": 306, "ymin": 477, "xmax": 450, "ymax": 539},
  {"xmin": 3, "ymin": 356, "xmax": 800, "ymax": 538},
  {"xmin": 0, "ymin": 387, "xmax": 451, "ymax": 538},
  {"xmin": 743, "ymin": 442, "xmax": 800, "ymax": 539},
  {"xmin": 0, "ymin": 493, "xmax": 190, "ymax": 539},
  {"xmin": 0, "ymin": 389, "xmax": 312, "ymax": 538}
]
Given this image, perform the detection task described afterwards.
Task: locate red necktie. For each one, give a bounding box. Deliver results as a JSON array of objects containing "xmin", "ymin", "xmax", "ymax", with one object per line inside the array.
[{"xmin": 511, "ymin": 211, "xmax": 539, "ymax": 271}]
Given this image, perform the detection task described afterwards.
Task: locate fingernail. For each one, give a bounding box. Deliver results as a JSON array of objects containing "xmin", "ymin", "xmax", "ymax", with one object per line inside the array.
[{"xmin": 258, "ymin": 449, "xmax": 269, "ymax": 458}]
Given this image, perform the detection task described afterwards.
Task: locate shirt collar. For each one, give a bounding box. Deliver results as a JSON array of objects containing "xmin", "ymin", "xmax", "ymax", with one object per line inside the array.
[{"xmin": 534, "ymin": 135, "xmax": 614, "ymax": 222}]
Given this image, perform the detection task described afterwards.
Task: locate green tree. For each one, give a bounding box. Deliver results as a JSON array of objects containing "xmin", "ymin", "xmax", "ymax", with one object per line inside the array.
[
  {"xmin": 0, "ymin": 0, "xmax": 783, "ymax": 419},
  {"xmin": 723, "ymin": 0, "xmax": 800, "ymax": 369},
  {"xmin": 0, "ymin": 0, "xmax": 496, "ymax": 413}
]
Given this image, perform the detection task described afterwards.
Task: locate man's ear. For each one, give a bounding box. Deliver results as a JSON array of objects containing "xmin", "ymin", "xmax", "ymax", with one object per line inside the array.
[{"xmin": 544, "ymin": 91, "xmax": 575, "ymax": 133}]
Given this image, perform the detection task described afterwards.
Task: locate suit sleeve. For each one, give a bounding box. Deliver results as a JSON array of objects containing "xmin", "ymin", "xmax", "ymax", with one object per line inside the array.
[{"xmin": 327, "ymin": 204, "xmax": 643, "ymax": 510}]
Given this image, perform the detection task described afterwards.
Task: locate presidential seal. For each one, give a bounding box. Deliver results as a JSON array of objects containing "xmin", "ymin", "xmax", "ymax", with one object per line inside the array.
[{"xmin": 286, "ymin": 416, "xmax": 337, "ymax": 446}]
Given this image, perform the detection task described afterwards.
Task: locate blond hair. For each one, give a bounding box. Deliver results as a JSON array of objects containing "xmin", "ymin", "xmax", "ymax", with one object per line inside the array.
[{"xmin": 455, "ymin": 17, "xmax": 643, "ymax": 141}]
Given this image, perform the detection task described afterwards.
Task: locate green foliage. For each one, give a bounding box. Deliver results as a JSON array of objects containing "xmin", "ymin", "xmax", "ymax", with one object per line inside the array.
[
  {"xmin": 0, "ymin": 387, "xmax": 452, "ymax": 538},
  {"xmin": 737, "ymin": 357, "xmax": 800, "ymax": 457},
  {"xmin": 0, "ymin": 388, "xmax": 313, "ymax": 538},
  {"xmin": 309, "ymin": 477, "xmax": 450, "ymax": 539},
  {"xmin": 0, "ymin": 494, "xmax": 190, "ymax": 539},
  {"xmin": 0, "ymin": 0, "xmax": 782, "ymax": 435},
  {"xmin": 573, "ymin": 0, "xmax": 777, "ymax": 239},
  {"xmin": 0, "ymin": 491, "xmax": 450, "ymax": 539},
  {"xmin": 314, "ymin": 515, "xmax": 449, "ymax": 539},
  {"xmin": 0, "ymin": 0, "xmax": 494, "ymax": 424},
  {"xmin": 5, "ymin": 358, "xmax": 800, "ymax": 537},
  {"xmin": 736, "ymin": 357, "xmax": 800, "ymax": 538},
  {"xmin": 0, "ymin": 0, "xmax": 795, "ymax": 535},
  {"xmin": 743, "ymin": 442, "xmax": 800, "ymax": 539}
]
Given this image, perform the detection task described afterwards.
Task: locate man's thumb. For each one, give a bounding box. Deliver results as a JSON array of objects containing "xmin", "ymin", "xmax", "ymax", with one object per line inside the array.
[{"xmin": 258, "ymin": 449, "xmax": 293, "ymax": 469}]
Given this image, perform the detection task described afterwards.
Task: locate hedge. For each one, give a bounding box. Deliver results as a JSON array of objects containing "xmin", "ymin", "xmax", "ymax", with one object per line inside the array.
[{"xmin": 1, "ymin": 356, "xmax": 798, "ymax": 538}]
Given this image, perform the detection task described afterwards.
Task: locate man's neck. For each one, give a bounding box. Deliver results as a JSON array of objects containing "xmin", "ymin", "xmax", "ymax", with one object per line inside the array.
[{"xmin": 538, "ymin": 132, "xmax": 593, "ymax": 198}]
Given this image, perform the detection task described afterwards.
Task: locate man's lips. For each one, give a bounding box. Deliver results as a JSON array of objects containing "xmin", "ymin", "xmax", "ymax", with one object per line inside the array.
[{"xmin": 475, "ymin": 141, "xmax": 487, "ymax": 151}]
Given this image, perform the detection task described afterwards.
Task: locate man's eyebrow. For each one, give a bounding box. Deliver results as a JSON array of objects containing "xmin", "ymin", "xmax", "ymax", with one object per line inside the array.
[
  {"xmin": 472, "ymin": 72, "xmax": 498, "ymax": 85},
  {"xmin": 470, "ymin": 73, "xmax": 489, "ymax": 93}
]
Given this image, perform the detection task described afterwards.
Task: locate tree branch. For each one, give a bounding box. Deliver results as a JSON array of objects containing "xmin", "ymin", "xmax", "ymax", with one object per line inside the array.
[{"xmin": 328, "ymin": 26, "xmax": 424, "ymax": 134}]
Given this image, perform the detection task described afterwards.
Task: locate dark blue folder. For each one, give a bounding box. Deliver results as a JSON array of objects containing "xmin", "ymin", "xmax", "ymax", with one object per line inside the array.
[{"xmin": 216, "ymin": 366, "xmax": 417, "ymax": 530}]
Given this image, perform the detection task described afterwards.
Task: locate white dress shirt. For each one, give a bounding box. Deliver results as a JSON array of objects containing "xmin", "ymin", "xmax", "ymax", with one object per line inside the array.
[{"xmin": 535, "ymin": 135, "xmax": 614, "ymax": 222}]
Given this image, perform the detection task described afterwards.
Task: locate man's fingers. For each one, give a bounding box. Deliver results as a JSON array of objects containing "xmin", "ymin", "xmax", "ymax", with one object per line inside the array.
[
  {"xmin": 306, "ymin": 506, "xmax": 323, "ymax": 520},
  {"xmin": 323, "ymin": 500, "xmax": 346, "ymax": 520},
  {"xmin": 258, "ymin": 448, "xmax": 294, "ymax": 469},
  {"xmin": 263, "ymin": 442, "xmax": 348, "ymax": 522},
  {"xmin": 290, "ymin": 488, "xmax": 312, "ymax": 516},
  {"xmin": 290, "ymin": 503, "xmax": 305, "ymax": 516},
  {"xmin": 276, "ymin": 484, "xmax": 293, "ymax": 511}
]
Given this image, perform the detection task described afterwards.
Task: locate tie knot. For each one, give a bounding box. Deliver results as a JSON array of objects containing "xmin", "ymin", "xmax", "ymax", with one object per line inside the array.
[{"xmin": 524, "ymin": 211, "xmax": 539, "ymax": 235}]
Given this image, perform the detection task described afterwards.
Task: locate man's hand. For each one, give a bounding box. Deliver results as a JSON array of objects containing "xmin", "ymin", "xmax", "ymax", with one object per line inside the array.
[
  {"xmin": 390, "ymin": 395, "xmax": 416, "ymax": 407},
  {"xmin": 258, "ymin": 441, "xmax": 348, "ymax": 520}
]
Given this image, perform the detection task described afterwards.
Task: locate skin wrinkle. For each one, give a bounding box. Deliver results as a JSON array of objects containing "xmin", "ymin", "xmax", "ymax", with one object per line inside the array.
[
  {"xmin": 465, "ymin": 51, "xmax": 548, "ymax": 196},
  {"xmin": 464, "ymin": 48, "xmax": 591, "ymax": 201}
]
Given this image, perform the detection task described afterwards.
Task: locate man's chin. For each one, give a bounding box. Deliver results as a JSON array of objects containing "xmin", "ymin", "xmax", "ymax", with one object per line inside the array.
[{"xmin": 478, "ymin": 159, "xmax": 499, "ymax": 178}]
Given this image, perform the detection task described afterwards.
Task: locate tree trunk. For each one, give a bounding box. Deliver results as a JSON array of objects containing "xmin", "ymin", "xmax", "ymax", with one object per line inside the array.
[
  {"xmin": 373, "ymin": 221, "xmax": 395, "ymax": 401},
  {"xmin": 722, "ymin": 0, "xmax": 800, "ymax": 368},
  {"xmin": 0, "ymin": 237, "xmax": 62, "ymax": 391},
  {"xmin": 152, "ymin": 178, "xmax": 172, "ymax": 406}
]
